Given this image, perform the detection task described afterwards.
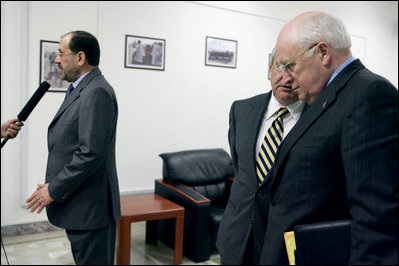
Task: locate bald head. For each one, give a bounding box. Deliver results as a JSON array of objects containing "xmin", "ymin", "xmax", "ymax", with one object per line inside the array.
[
  {"xmin": 277, "ymin": 11, "xmax": 352, "ymax": 54},
  {"xmin": 274, "ymin": 11, "xmax": 353, "ymax": 104},
  {"xmin": 277, "ymin": 11, "xmax": 318, "ymax": 47}
]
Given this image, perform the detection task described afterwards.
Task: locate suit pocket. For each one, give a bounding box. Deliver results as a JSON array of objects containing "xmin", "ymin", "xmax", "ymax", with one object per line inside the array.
[
  {"xmin": 58, "ymin": 118, "xmax": 78, "ymax": 128},
  {"xmin": 228, "ymin": 176, "xmax": 253, "ymax": 212}
]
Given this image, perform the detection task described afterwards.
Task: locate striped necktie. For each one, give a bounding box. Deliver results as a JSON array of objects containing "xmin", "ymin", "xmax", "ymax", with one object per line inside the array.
[{"xmin": 256, "ymin": 107, "xmax": 289, "ymax": 185}]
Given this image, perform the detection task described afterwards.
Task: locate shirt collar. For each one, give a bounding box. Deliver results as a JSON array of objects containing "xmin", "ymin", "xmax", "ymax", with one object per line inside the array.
[
  {"xmin": 267, "ymin": 92, "xmax": 305, "ymax": 120},
  {"xmin": 72, "ymin": 71, "xmax": 91, "ymax": 89},
  {"xmin": 326, "ymin": 56, "xmax": 356, "ymax": 87}
]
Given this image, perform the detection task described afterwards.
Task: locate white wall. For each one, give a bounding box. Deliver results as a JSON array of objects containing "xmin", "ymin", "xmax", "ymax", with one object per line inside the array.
[{"xmin": 1, "ymin": 1, "xmax": 398, "ymax": 226}]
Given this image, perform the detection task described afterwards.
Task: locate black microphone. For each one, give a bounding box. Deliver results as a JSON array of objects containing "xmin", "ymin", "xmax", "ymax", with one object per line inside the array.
[{"xmin": 1, "ymin": 81, "xmax": 51, "ymax": 148}]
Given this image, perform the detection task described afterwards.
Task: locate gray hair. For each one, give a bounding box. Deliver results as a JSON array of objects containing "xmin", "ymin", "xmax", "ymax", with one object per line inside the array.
[
  {"xmin": 270, "ymin": 47, "xmax": 276, "ymax": 65},
  {"xmin": 297, "ymin": 12, "xmax": 352, "ymax": 56}
]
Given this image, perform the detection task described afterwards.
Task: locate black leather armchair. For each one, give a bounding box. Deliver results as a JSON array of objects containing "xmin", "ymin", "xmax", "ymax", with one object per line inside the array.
[{"xmin": 153, "ymin": 148, "xmax": 234, "ymax": 262}]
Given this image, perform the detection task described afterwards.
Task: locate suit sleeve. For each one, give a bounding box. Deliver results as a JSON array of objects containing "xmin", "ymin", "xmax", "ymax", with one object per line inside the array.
[
  {"xmin": 342, "ymin": 79, "xmax": 398, "ymax": 264},
  {"xmin": 228, "ymin": 101, "xmax": 239, "ymax": 176},
  {"xmin": 48, "ymin": 86, "xmax": 117, "ymax": 202}
]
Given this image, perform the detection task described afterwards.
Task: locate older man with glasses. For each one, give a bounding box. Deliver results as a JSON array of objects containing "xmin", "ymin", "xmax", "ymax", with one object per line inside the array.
[
  {"xmin": 216, "ymin": 47, "xmax": 306, "ymax": 265},
  {"xmin": 252, "ymin": 11, "xmax": 398, "ymax": 265}
]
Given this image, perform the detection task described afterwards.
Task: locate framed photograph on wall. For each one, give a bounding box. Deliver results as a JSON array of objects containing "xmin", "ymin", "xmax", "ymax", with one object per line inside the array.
[
  {"xmin": 39, "ymin": 40, "xmax": 69, "ymax": 92},
  {"xmin": 205, "ymin": 36, "xmax": 237, "ymax": 68},
  {"xmin": 125, "ymin": 35, "xmax": 166, "ymax": 71}
]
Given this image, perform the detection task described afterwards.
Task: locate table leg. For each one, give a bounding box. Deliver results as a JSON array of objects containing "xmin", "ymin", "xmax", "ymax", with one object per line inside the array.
[
  {"xmin": 116, "ymin": 220, "xmax": 131, "ymax": 265},
  {"xmin": 145, "ymin": 220, "xmax": 158, "ymax": 245},
  {"xmin": 174, "ymin": 214, "xmax": 184, "ymax": 265}
]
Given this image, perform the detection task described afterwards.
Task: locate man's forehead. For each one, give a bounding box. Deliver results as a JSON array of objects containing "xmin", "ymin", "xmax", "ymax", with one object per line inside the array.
[
  {"xmin": 275, "ymin": 44, "xmax": 300, "ymax": 61},
  {"xmin": 275, "ymin": 26, "xmax": 300, "ymax": 57},
  {"xmin": 59, "ymin": 35, "xmax": 71, "ymax": 49}
]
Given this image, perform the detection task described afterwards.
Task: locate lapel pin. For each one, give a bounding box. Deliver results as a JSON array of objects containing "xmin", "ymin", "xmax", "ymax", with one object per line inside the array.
[{"xmin": 323, "ymin": 101, "xmax": 328, "ymax": 109}]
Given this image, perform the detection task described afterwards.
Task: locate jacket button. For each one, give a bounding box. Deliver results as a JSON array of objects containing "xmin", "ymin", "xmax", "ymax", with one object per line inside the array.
[{"xmin": 257, "ymin": 191, "xmax": 263, "ymax": 197}]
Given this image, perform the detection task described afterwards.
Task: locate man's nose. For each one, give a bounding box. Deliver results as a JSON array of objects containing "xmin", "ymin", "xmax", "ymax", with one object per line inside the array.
[{"xmin": 282, "ymin": 71, "xmax": 294, "ymax": 81}]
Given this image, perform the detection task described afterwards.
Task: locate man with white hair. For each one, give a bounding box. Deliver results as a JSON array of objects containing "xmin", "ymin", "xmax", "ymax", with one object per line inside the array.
[{"xmin": 252, "ymin": 11, "xmax": 397, "ymax": 265}]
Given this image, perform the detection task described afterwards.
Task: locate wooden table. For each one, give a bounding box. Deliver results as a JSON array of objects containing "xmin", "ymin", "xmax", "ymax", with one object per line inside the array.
[{"xmin": 116, "ymin": 193, "xmax": 185, "ymax": 265}]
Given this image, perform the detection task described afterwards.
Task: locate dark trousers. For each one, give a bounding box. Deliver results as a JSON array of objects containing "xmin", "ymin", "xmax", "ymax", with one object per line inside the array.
[
  {"xmin": 244, "ymin": 229, "xmax": 256, "ymax": 265},
  {"xmin": 220, "ymin": 229, "xmax": 256, "ymax": 265},
  {"xmin": 66, "ymin": 222, "xmax": 116, "ymax": 265}
]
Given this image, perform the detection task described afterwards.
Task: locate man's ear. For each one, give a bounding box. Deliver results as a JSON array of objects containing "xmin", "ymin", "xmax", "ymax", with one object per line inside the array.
[
  {"xmin": 318, "ymin": 42, "xmax": 331, "ymax": 66},
  {"xmin": 76, "ymin": 51, "xmax": 86, "ymax": 66}
]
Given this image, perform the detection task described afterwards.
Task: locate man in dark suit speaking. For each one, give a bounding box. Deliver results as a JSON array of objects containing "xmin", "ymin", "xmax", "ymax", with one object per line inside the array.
[
  {"xmin": 254, "ymin": 11, "xmax": 398, "ymax": 264},
  {"xmin": 26, "ymin": 31, "xmax": 121, "ymax": 265},
  {"xmin": 216, "ymin": 48, "xmax": 305, "ymax": 264}
]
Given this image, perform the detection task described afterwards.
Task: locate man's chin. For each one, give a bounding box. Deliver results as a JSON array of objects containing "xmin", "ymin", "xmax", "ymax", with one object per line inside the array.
[
  {"xmin": 61, "ymin": 75, "xmax": 69, "ymax": 82},
  {"xmin": 297, "ymin": 91, "xmax": 313, "ymax": 104},
  {"xmin": 278, "ymin": 90, "xmax": 297, "ymax": 99}
]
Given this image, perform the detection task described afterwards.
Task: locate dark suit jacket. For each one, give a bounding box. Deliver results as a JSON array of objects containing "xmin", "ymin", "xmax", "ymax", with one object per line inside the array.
[
  {"xmin": 255, "ymin": 60, "xmax": 398, "ymax": 264},
  {"xmin": 216, "ymin": 92, "xmax": 272, "ymax": 264},
  {"xmin": 45, "ymin": 67, "xmax": 121, "ymax": 230}
]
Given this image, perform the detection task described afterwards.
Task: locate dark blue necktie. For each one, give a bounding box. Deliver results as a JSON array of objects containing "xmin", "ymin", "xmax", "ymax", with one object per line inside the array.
[{"xmin": 65, "ymin": 84, "xmax": 74, "ymax": 99}]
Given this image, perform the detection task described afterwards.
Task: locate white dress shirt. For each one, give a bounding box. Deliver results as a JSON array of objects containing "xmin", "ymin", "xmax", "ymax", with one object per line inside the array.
[{"xmin": 255, "ymin": 93, "xmax": 305, "ymax": 158}]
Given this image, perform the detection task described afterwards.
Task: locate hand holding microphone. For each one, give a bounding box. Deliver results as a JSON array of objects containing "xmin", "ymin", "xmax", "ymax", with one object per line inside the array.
[
  {"xmin": 1, "ymin": 118, "xmax": 24, "ymax": 139},
  {"xmin": 1, "ymin": 81, "xmax": 51, "ymax": 148}
]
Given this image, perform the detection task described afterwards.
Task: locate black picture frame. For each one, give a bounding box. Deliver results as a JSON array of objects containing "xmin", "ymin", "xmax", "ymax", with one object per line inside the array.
[
  {"xmin": 124, "ymin": 35, "xmax": 166, "ymax": 71},
  {"xmin": 39, "ymin": 40, "xmax": 69, "ymax": 92},
  {"xmin": 205, "ymin": 36, "xmax": 237, "ymax": 68}
]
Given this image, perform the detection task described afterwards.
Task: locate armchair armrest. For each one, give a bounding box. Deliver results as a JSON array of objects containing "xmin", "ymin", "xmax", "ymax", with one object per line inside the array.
[
  {"xmin": 155, "ymin": 179, "xmax": 210, "ymax": 205},
  {"xmin": 154, "ymin": 178, "xmax": 212, "ymax": 262}
]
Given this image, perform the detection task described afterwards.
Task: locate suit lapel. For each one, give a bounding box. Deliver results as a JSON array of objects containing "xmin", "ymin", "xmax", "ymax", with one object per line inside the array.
[
  {"xmin": 265, "ymin": 59, "xmax": 365, "ymax": 191},
  {"xmin": 49, "ymin": 68, "xmax": 101, "ymax": 128}
]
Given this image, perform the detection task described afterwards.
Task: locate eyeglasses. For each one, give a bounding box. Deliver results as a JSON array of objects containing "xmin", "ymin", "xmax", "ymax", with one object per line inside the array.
[
  {"xmin": 58, "ymin": 51, "xmax": 76, "ymax": 58},
  {"xmin": 276, "ymin": 43, "xmax": 319, "ymax": 73}
]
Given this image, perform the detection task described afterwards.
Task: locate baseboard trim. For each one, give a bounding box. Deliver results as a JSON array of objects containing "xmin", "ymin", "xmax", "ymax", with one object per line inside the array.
[{"xmin": 1, "ymin": 221, "xmax": 61, "ymax": 237}]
